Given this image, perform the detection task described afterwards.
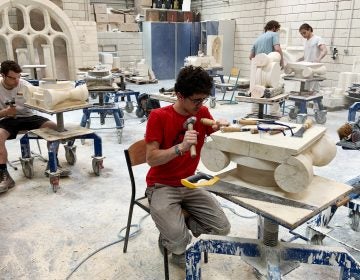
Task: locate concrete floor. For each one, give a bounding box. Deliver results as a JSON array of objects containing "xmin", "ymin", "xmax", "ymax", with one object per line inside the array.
[{"xmin": 0, "ymin": 80, "xmax": 359, "ymax": 280}]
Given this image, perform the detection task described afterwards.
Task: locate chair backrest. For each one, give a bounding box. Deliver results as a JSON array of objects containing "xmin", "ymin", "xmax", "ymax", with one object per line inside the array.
[
  {"xmin": 227, "ymin": 67, "xmax": 240, "ymax": 83},
  {"xmin": 124, "ymin": 139, "xmax": 147, "ymax": 197}
]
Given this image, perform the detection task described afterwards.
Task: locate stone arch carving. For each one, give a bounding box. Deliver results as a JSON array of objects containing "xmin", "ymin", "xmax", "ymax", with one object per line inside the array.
[{"xmin": 0, "ymin": 0, "xmax": 81, "ymax": 80}]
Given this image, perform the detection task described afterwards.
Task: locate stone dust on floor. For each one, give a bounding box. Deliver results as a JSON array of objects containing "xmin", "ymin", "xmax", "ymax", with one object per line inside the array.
[{"xmin": 0, "ymin": 81, "xmax": 359, "ymax": 280}]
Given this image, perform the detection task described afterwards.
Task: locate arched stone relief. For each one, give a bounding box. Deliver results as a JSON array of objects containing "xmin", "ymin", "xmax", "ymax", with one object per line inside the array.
[
  {"xmin": 29, "ymin": 8, "xmax": 45, "ymax": 31},
  {"xmin": 0, "ymin": 0, "xmax": 82, "ymax": 80},
  {"xmin": 8, "ymin": 6, "xmax": 24, "ymax": 31}
]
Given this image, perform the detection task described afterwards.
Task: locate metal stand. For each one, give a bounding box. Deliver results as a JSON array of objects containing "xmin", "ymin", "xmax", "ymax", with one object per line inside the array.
[
  {"xmin": 19, "ymin": 105, "xmax": 104, "ymax": 193},
  {"xmin": 185, "ymin": 217, "xmax": 360, "ymax": 279},
  {"xmin": 284, "ymin": 76, "xmax": 327, "ymax": 124},
  {"xmin": 81, "ymin": 89, "xmax": 125, "ymax": 144}
]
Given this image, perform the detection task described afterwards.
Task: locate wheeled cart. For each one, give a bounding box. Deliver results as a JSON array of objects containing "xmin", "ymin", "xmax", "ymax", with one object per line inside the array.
[{"xmin": 22, "ymin": 104, "xmax": 104, "ymax": 192}]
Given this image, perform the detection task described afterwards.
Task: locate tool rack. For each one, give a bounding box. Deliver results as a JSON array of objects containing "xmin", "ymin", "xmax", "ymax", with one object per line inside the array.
[{"xmin": 21, "ymin": 104, "xmax": 104, "ymax": 192}]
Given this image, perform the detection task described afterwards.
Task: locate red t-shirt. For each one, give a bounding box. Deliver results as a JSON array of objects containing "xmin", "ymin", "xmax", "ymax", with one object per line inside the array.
[{"xmin": 145, "ymin": 105, "xmax": 214, "ymax": 187}]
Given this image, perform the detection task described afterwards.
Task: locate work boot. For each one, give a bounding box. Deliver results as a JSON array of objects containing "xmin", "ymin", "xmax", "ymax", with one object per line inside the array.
[
  {"xmin": 0, "ymin": 170, "xmax": 15, "ymax": 193},
  {"xmin": 44, "ymin": 162, "xmax": 71, "ymax": 178},
  {"xmin": 171, "ymin": 252, "xmax": 186, "ymax": 268}
]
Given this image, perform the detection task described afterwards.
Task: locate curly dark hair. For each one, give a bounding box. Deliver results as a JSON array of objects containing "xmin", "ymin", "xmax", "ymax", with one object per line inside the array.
[
  {"xmin": 0, "ymin": 60, "xmax": 22, "ymax": 75},
  {"xmin": 174, "ymin": 65, "xmax": 213, "ymax": 98},
  {"xmin": 299, "ymin": 23, "xmax": 313, "ymax": 32},
  {"xmin": 264, "ymin": 20, "xmax": 280, "ymax": 32}
]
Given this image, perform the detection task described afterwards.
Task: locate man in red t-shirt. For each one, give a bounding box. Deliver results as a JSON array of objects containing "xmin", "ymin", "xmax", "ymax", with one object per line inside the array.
[{"xmin": 145, "ymin": 66, "xmax": 231, "ymax": 268}]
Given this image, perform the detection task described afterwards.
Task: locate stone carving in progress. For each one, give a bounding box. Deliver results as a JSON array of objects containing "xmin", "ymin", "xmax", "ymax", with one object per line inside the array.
[
  {"xmin": 24, "ymin": 81, "xmax": 89, "ymax": 110},
  {"xmin": 249, "ymin": 52, "xmax": 282, "ymax": 98},
  {"xmin": 284, "ymin": 61, "xmax": 326, "ymax": 79},
  {"xmin": 201, "ymin": 123, "xmax": 336, "ymax": 193}
]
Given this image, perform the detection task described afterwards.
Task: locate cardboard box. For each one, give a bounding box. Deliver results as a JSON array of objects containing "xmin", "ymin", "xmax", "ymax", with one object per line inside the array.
[
  {"xmin": 96, "ymin": 23, "xmax": 108, "ymax": 32},
  {"xmin": 167, "ymin": 11, "xmax": 178, "ymax": 22},
  {"xmin": 177, "ymin": 11, "xmax": 184, "ymax": 22},
  {"xmin": 95, "ymin": 13, "xmax": 109, "ymax": 23},
  {"xmin": 145, "ymin": 9, "xmax": 159, "ymax": 21},
  {"xmin": 108, "ymin": 13, "xmax": 124, "ymax": 23},
  {"xmin": 183, "ymin": 11, "xmax": 193, "ymax": 22},
  {"xmin": 119, "ymin": 23, "xmax": 139, "ymax": 32},
  {"xmin": 93, "ymin": 4, "xmax": 107, "ymax": 14},
  {"xmin": 159, "ymin": 10, "xmax": 167, "ymax": 22},
  {"xmin": 125, "ymin": 14, "xmax": 136, "ymax": 23},
  {"xmin": 140, "ymin": 0, "xmax": 152, "ymax": 7}
]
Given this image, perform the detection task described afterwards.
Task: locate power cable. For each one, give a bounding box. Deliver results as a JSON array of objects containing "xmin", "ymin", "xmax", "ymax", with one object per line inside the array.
[{"xmin": 65, "ymin": 213, "xmax": 150, "ymax": 280}]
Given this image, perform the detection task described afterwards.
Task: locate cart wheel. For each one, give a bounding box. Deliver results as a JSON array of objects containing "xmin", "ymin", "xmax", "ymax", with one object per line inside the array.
[
  {"xmin": 125, "ymin": 101, "xmax": 134, "ymax": 113},
  {"xmin": 288, "ymin": 106, "xmax": 298, "ymax": 120},
  {"xmin": 309, "ymin": 234, "xmax": 324, "ymax": 245},
  {"xmin": 209, "ymin": 98, "xmax": 216, "ymax": 108},
  {"xmin": 117, "ymin": 129, "xmax": 123, "ymax": 144},
  {"xmin": 65, "ymin": 148, "xmax": 77, "ymax": 165},
  {"xmin": 21, "ymin": 160, "xmax": 34, "ymax": 178},
  {"xmin": 135, "ymin": 107, "xmax": 145, "ymax": 118},
  {"xmin": 50, "ymin": 176, "xmax": 60, "ymax": 193},
  {"xmin": 81, "ymin": 119, "xmax": 91, "ymax": 145},
  {"xmin": 92, "ymin": 159, "xmax": 103, "ymax": 176},
  {"xmin": 314, "ymin": 110, "xmax": 327, "ymax": 124},
  {"xmin": 350, "ymin": 210, "xmax": 360, "ymax": 232}
]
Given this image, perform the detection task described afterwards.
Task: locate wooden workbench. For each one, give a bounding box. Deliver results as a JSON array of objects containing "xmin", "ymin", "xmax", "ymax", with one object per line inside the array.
[
  {"xmin": 212, "ymin": 169, "xmax": 353, "ymax": 229},
  {"xmin": 235, "ymin": 93, "xmax": 289, "ymax": 119}
]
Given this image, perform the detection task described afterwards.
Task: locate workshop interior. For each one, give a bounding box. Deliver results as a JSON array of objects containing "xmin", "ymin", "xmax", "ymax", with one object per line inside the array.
[{"xmin": 0, "ymin": 0, "xmax": 359, "ymax": 279}]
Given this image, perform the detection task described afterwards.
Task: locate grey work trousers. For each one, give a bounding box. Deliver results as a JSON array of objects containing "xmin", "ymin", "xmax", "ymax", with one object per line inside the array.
[{"xmin": 146, "ymin": 184, "xmax": 231, "ymax": 255}]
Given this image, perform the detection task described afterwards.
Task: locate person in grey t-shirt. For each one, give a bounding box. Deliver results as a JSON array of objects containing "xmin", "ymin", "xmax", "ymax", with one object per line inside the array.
[{"xmin": 249, "ymin": 20, "xmax": 284, "ymax": 69}]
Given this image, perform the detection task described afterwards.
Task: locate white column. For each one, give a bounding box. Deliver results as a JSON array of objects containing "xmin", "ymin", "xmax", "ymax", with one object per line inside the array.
[
  {"xmin": 41, "ymin": 44, "xmax": 55, "ymax": 79},
  {"xmin": 16, "ymin": 48, "xmax": 31, "ymax": 75}
]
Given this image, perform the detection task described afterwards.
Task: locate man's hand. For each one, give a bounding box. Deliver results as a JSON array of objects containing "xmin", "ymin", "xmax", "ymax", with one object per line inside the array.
[
  {"xmin": 181, "ymin": 130, "xmax": 198, "ymax": 152},
  {"xmin": 5, "ymin": 105, "xmax": 17, "ymax": 118},
  {"xmin": 213, "ymin": 119, "xmax": 229, "ymax": 131}
]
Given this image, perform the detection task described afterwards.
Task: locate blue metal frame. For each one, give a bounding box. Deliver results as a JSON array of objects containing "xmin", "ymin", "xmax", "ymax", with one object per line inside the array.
[
  {"xmin": 186, "ymin": 236, "xmax": 360, "ymax": 280},
  {"xmin": 19, "ymin": 131, "xmax": 103, "ymax": 181},
  {"xmin": 348, "ymin": 102, "xmax": 360, "ymax": 122}
]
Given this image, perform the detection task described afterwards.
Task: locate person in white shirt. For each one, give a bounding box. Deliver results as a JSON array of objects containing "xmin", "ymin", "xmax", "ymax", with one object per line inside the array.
[
  {"xmin": 298, "ymin": 23, "xmax": 328, "ymax": 63},
  {"xmin": 298, "ymin": 23, "xmax": 328, "ymax": 92},
  {"xmin": 0, "ymin": 60, "xmax": 70, "ymax": 194}
]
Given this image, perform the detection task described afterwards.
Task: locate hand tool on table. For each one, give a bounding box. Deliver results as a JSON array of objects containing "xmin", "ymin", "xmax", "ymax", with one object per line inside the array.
[
  {"xmin": 181, "ymin": 172, "xmax": 219, "ymax": 189},
  {"xmin": 200, "ymin": 118, "xmax": 230, "ymax": 127},
  {"xmin": 293, "ymin": 118, "xmax": 313, "ymax": 137},
  {"xmin": 181, "ymin": 172, "xmax": 317, "ymax": 210},
  {"xmin": 220, "ymin": 126, "xmax": 259, "ymax": 133},
  {"xmin": 226, "ymin": 118, "xmax": 296, "ymax": 135},
  {"xmin": 183, "ymin": 116, "xmax": 197, "ymax": 158}
]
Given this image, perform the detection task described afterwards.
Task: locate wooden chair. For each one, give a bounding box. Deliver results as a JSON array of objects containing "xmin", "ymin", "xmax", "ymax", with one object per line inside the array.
[
  {"xmin": 216, "ymin": 67, "xmax": 241, "ymax": 104},
  {"xmin": 123, "ymin": 139, "xmax": 207, "ymax": 279},
  {"xmin": 123, "ymin": 139, "xmax": 170, "ymax": 279}
]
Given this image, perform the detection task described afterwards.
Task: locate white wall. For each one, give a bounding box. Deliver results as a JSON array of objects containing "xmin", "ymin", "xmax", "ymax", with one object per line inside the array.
[{"xmin": 192, "ymin": 0, "xmax": 360, "ymax": 88}]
